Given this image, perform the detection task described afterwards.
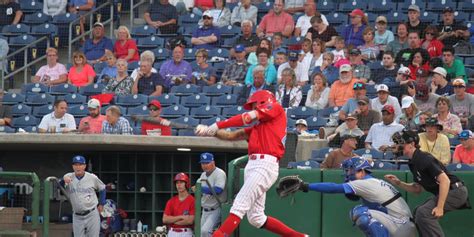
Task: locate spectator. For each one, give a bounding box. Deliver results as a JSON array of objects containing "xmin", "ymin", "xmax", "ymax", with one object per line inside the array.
[
  {"xmin": 370, "ymin": 51, "xmax": 398, "ymax": 85},
  {"xmin": 442, "ymin": 46, "xmax": 467, "ymax": 83},
  {"xmin": 68, "ymin": 0, "xmax": 95, "ymax": 37},
  {"xmin": 277, "ymin": 51, "xmax": 308, "ymax": 86},
  {"xmin": 327, "ymin": 114, "xmax": 364, "ymax": 148},
  {"xmin": 244, "ymin": 48, "xmax": 277, "ymax": 85},
  {"xmin": 382, "ymin": 66, "xmax": 413, "ymax": 99},
  {"xmin": 371, "ymin": 84, "xmax": 402, "ymax": 118},
  {"xmin": 320, "ymin": 134, "xmax": 357, "ymax": 169},
  {"xmin": 305, "ymin": 72, "xmax": 329, "ymax": 109},
  {"xmin": 43, "ymin": 0, "xmax": 67, "ymax": 17},
  {"xmin": 103, "ymin": 59, "xmax": 134, "ymax": 96},
  {"xmin": 431, "ymin": 67, "xmax": 453, "ymax": 97},
  {"xmin": 365, "ymin": 105, "xmax": 404, "ymax": 151},
  {"xmin": 331, "ymin": 36, "xmax": 346, "ymax": 63},
  {"xmin": 169, "ymin": 0, "xmax": 193, "ymax": 15},
  {"xmin": 407, "ymin": 49, "xmax": 430, "ymax": 81},
  {"xmin": 418, "ymin": 111, "xmax": 433, "ymax": 132},
  {"xmin": 38, "ymin": 99, "xmax": 76, "ymax": 133},
  {"xmin": 275, "ymin": 68, "xmax": 302, "ymax": 108},
  {"xmin": 418, "ymin": 117, "xmax": 451, "ymax": 165},
  {"xmin": 328, "ymin": 64, "xmax": 358, "ymax": 107},
  {"xmin": 237, "ymin": 65, "xmax": 274, "ymax": 105},
  {"xmin": 141, "ymin": 100, "xmax": 172, "ymax": 136},
  {"xmin": 130, "ymin": 50, "xmax": 158, "ymax": 82},
  {"xmin": 414, "ymin": 83, "xmax": 440, "ymax": 114},
  {"xmin": 374, "ymin": 16, "xmax": 394, "ymax": 51},
  {"xmin": 132, "ymin": 59, "xmax": 165, "ymax": 96},
  {"xmin": 198, "ymin": 0, "xmax": 231, "ymax": 28},
  {"xmin": 406, "ymin": 4, "xmax": 426, "ymax": 36},
  {"xmin": 449, "ymin": 79, "xmax": 474, "ymax": 127},
  {"xmin": 398, "ymin": 96, "xmax": 423, "ymax": 132},
  {"xmin": 438, "ymin": 6, "xmax": 466, "ymax": 47},
  {"xmin": 415, "ymin": 68, "xmax": 430, "ymax": 84},
  {"xmin": 399, "ymin": 80, "xmax": 417, "ymax": 101},
  {"xmin": 386, "ymin": 23, "xmax": 409, "ymax": 56},
  {"xmin": 192, "ymin": 11, "xmax": 221, "ymax": 50},
  {"xmin": 358, "ymin": 27, "xmax": 380, "ymax": 62},
  {"xmin": 311, "ymin": 52, "xmax": 338, "ymax": 86},
  {"xmin": 342, "ymin": 8, "xmax": 368, "ymax": 48},
  {"xmin": 230, "ymin": 0, "xmax": 257, "ymax": 26},
  {"xmin": 114, "ymin": 26, "xmax": 139, "ymax": 62},
  {"xmin": 299, "ymin": 38, "xmax": 312, "ymax": 65},
  {"xmin": 97, "ymin": 51, "xmax": 117, "ymax": 85},
  {"xmin": 83, "ymin": 22, "xmax": 114, "ymax": 64},
  {"xmin": 102, "ymin": 106, "xmax": 132, "ymax": 135},
  {"xmin": 78, "ymin": 99, "xmax": 106, "ymax": 134},
  {"xmin": 256, "ymin": 0, "xmax": 294, "ymax": 38},
  {"xmin": 295, "ymin": 2, "xmax": 328, "ymax": 37},
  {"xmin": 247, "ymin": 38, "xmax": 273, "ymax": 66},
  {"xmin": 434, "ymin": 96, "xmax": 462, "ymax": 138},
  {"xmin": 421, "ymin": 25, "xmax": 444, "ymax": 58},
  {"xmin": 453, "ymin": 130, "xmax": 474, "ymax": 165},
  {"xmin": 0, "ymin": 0, "xmax": 21, "ymax": 26},
  {"xmin": 159, "ymin": 46, "xmax": 193, "ymax": 88},
  {"xmin": 348, "ymin": 49, "xmax": 370, "ymax": 83},
  {"xmin": 0, "ymin": 89, "xmax": 11, "ymax": 127},
  {"xmin": 353, "ymin": 96, "xmax": 382, "ymax": 134},
  {"xmin": 338, "ymin": 82, "xmax": 368, "ymax": 121},
  {"xmin": 222, "ymin": 45, "xmax": 249, "ymax": 86},
  {"xmin": 193, "ymin": 0, "xmax": 213, "ymax": 16},
  {"xmin": 305, "ymin": 16, "xmax": 337, "ymax": 47},
  {"xmin": 144, "ymin": 0, "xmax": 178, "ymax": 34},
  {"xmin": 68, "ymin": 51, "xmax": 95, "ymax": 87},
  {"xmin": 232, "ymin": 20, "xmax": 259, "ymax": 56},
  {"xmin": 274, "ymin": 51, "xmax": 287, "ymax": 69},
  {"xmin": 295, "ymin": 119, "xmax": 309, "ymax": 135},
  {"xmin": 163, "ymin": 173, "xmax": 195, "ymax": 235},
  {"xmin": 306, "ymin": 39, "xmax": 325, "ymax": 75},
  {"xmin": 192, "ymin": 48, "xmax": 217, "ymax": 86},
  {"xmin": 272, "ymin": 32, "xmax": 286, "ymax": 57},
  {"xmin": 32, "ymin": 47, "xmax": 68, "ymax": 86},
  {"xmin": 395, "ymin": 31, "xmax": 429, "ymax": 67}
]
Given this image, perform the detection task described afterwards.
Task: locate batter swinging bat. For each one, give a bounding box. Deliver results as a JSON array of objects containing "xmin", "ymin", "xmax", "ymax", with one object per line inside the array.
[{"xmin": 131, "ymin": 115, "xmax": 194, "ymax": 129}]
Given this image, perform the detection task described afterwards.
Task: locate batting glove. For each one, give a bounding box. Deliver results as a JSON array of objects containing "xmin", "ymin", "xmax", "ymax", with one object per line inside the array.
[
  {"xmin": 206, "ymin": 123, "xmax": 219, "ymax": 136},
  {"xmin": 195, "ymin": 124, "xmax": 209, "ymax": 136},
  {"xmin": 159, "ymin": 119, "xmax": 171, "ymax": 126}
]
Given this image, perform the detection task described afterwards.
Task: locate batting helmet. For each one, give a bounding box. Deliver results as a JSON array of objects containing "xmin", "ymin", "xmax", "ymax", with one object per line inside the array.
[
  {"xmin": 243, "ymin": 90, "xmax": 277, "ymax": 110},
  {"xmin": 174, "ymin": 173, "xmax": 190, "ymax": 189},
  {"xmin": 342, "ymin": 157, "xmax": 372, "ymax": 182}
]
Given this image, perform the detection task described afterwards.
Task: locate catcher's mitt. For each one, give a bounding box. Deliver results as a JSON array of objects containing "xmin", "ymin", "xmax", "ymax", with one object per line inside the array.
[{"xmin": 276, "ymin": 175, "xmax": 308, "ymax": 198}]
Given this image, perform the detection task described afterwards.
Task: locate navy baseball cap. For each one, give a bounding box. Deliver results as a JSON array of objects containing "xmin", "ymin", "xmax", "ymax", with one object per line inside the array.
[
  {"xmin": 288, "ymin": 50, "xmax": 299, "ymax": 61},
  {"xmin": 72, "ymin": 155, "xmax": 86, "ymax": 164},
  {"xmin": 199, "ymin": 152, "xmax": 214, "ymax": 163},
  {"xmin": 234, "ymin": 44, "xmax": 245, "ymax": 53},
  {"xmin": 458, "ymin": 130, "xmax": 474, "ymax": 140}
]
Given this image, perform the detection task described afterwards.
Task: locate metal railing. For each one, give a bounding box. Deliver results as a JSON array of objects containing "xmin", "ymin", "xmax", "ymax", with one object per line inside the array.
[
  {"xmin": 0, "ymin": 36, "xmax": 50, "ymax": 89},
  {"xmin": 68, "ymin": 0, "xmax": 116, "ymax": 63},
  {"xmin": 130, "ymin": 0, "xmax": 149, "ymax": 29}
]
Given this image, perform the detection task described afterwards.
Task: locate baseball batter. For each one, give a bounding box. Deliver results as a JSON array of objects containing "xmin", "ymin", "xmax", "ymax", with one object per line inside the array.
[
  {"xmin": 62, "ymin": 155, "xmax": 106, "ymax": 237},
  {"xmin": 195, "ymin": 90, "xmax": 308, "ymax": 237},
  {"xmin": 163, "ymin": 173, "xmax": 195, "ymax": 237}
]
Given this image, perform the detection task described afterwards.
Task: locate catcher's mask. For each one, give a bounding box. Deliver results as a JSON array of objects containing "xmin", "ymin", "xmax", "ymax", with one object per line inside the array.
[
  {"xmin": 391, "ymin": 130, "xmax": 419, "ymax": 156},
  {"xmin": 342, "ymin": 157, "xmax": 372, "ymax": 182}
]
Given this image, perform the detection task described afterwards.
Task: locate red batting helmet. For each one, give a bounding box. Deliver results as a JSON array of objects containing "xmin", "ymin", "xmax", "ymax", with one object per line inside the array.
[
  {"xmin": 174, "ymin": 173, "xmax": 190, "ymax": 189},
  {"xmin": 244, "ymin": 90, "xmax": 277, "ymax": 110}
]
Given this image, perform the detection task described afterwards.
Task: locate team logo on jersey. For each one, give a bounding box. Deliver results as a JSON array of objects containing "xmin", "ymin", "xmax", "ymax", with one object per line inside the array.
[{"xmin": 183, "ymin": 210, "xmax": 189, "ymax": 215}]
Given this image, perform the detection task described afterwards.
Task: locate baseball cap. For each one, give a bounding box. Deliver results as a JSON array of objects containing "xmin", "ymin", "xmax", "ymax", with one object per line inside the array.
[
  {"xmin": 381, "ymin": 105, "xmax": 395, "ymax": 114},
  {"xmin": 401, "ymin": 96, "xmax": 414, "ymax": 109},
  {"xmin": 346, "ymin": 113, "xmax": 357, "ymax": 120},
  {"xmin": 458, "ymin": 130, "xmax": 474, "ymax": 140},
  {"xmin": 423, "ymin": 117, "xmax": 443, "ymax": 131},
  {"xmin": 398, "ymin": 66, "xmax": 411, "ymax": 76},
  {"xmin": 87, "ymin": 98, "xmax": 101, "ymax": 109},
  {"xmin": 202, "ymin": 11, "xmax": 213, "ymax": 18},
  {"xmin": 288, "ymin": 50, "xmax": 299, "ymax": 61},
  {"xmin": 340, "ymin": 64, "xmax": 352, "ymax": 73},
  {"xmin": 199, "ymin": 152, "xmax": 214, "ymax": 163},
  {"xmin": 349, "ymin": 8, "xmax": 364, "ymax": 17},
  {"xmin": 376, "ymin": 16, "xmax": 387, "ymax": 24},
  {"xmin": 443, "ymin": 6, "xmax": 454, "ymax": 13},
  {"xmin": 377, "ymin": 84, "xmax": 389, "ymax": 93},
  {"xmin": 432, "ymin": 67, "xmax": 447, "ymax": 78},
  {"xmin": 415, "ymin": 83, "xmax": 429, "ymax": 101},
  {"xmin": 93, "ymin": 22, "xmax": 104, "ymax": 28},
  {"xmin": 148, "ymin": 100, "xmax": 162, "ymax": 109},
  {"xmin": 234, "ymin": 44, "xmax": 245, "ymax": 53},
  {"xmin": 357, "ymin": 96, "xmax": 370, "ymax": 105},
  {"xmin": 453, "ymin": 78, "xmax": 466, "ymax": 87},
  {"xmin": 408, "ymin": 4, "xmax": 420, "ymax": 12},
  {"xmin": 295, "ymin": 119, "xmax": 308, "ymax": 127},
  {"xmin": 349, "ymin": 48, "xmax": 361, "ymax": 55},
  {"xmin": 72, "ymin": 155, "xmax": 86, "ymax": 164}
]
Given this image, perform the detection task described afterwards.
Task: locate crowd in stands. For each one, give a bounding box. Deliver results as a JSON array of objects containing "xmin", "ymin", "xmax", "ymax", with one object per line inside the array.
[{"xmin": 0, "ymin": 0, "xmax": 473, "ymax": 168}]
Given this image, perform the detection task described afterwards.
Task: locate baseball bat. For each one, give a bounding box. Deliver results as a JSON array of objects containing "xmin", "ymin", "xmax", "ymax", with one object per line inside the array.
[{"xmin": 131, "ymin": 115, "xmax": 195, "ymax": 130}]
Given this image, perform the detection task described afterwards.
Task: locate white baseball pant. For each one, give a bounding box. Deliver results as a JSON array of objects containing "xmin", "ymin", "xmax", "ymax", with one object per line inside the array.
[{"xmin": 168, "ymin": 228, "xmax": 194, "ymax": 237}]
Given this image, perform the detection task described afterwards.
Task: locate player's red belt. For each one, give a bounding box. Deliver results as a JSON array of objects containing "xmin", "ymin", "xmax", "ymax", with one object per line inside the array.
[
  {"xmin": 249, "ymin": 154, "xmax": 278, "ymax": 162},
  {"xmin": 171, "ymin": 228, "xmax": 192, "ymax": 232},
  {"xmin": 75, "ymin": 207, "xmax": 95, "ymax": 216}
]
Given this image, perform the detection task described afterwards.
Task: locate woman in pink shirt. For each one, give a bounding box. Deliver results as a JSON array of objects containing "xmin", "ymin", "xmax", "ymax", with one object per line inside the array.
[
  {"xmin": 68, "ymin": 51, "xmax": 96, "ymax": 87},
  {"xmin": 114, "ymin": 26, "xmax": 139, "ymax": 62}
]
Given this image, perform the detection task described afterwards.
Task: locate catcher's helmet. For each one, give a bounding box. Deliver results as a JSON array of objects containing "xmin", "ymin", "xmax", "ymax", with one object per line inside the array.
[
  {"xmin": 243, "ymin": 90, "xmax": 277, "ymax": 110},
  {"xmin": 342, "ymin": 157, "xmax": 372, "ymax": 182},
  {"xmin": 174, "ymin": 173, "xmax": 190, "ymax": 189},
  {"xmin": 391, "ymin": 130, "xmax": 419, "ymax": 146}
]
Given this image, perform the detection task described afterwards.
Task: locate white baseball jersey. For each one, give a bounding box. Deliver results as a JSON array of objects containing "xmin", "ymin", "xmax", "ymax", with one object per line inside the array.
[{"xmin": 64, "ymin": 172, "xmax": 105, "ymax": 213}]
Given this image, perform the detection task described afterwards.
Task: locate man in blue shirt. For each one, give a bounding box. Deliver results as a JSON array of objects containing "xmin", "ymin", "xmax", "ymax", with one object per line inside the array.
[
  {"xmin": 191, "ymin": 11, "xmax": 221, "ymax": 50},
  {"xmin": 83, "ymin": 22, "xmax": 113, "ymax": 64}
]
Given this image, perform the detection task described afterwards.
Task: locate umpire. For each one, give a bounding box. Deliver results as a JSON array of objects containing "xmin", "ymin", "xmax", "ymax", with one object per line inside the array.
[{"xmin": 385, "ymin": 130, "xmax": 471, "ymax": 237}]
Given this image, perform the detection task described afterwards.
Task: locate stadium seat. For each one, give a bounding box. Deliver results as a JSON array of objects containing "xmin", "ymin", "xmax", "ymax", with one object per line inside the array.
[
  {"xmin": 19, "ymin": 1, "xmax": 43, "ymax": 14},
  {"xmin": 161, "ymin": 105, "xmax": 189, "ymax": 119},
  {"xmin": 208, "ymin": 48, "xmax": 230, "ymax": 58},
  {"xmin": 219, "ymin": 25, "xmax": 241, "ymax": 39},
  {"xmin": 12, "ymin": 115, "xmax": 38, "ymax": 128},
  {"xmin": 22, "ymin": 83, "xmax": 49, "ymax": 95},
  {"xmin": 178, "ymin": 128, "xmax": 195, "ymax": 136},
  {"xmin": 373, "ymin": 161, "xmax": 397, "ymax": 170},
  {"xmin": 183, "ymin": 48, "xmax": 197, "ymax": 61},
  {"xmin": 0, "ymin": 126, "xmax": 16, "ymax": 133},
  {"xmin": 301, "ymin": 84, "xmax": 311, "ymax": 97},
  {"xmin": 115, "ymin": 94, "xmax": 148, "ymax": 107},
  {"xmin": 419, "ymin": 12, "xmax": 438, "ymax": 25},
  {"xmin": 311, "ymin": 147, "xmax": 334, "ymax": 162},
  {"xmin": 100, "ymin": 105, "xmax": 126, "ymax": 115},
  {"xmin": 449, "ymin": 137, "xmax": 461, "ymax": 148},
  {"xmin": 52, "ymin": 13, "xmax": 79, "ymax": 24},
  {"xmin": 287, "ymin": 118, "xmax": 296, "ymax": 129},
  {"xmin": 182, "ymin": 94, "xmax": 211, "ymax": 108},
  {"xmin": 170, "ymin": 116, "xmax": 199, "ymax": 127},
  {"xmin": 2, "ymin": 93, "xmax": 25, "ymax": 105},
  {"xmin": 426, "ymin": 1, "xmax": 456, "ymax": 13},
  {"xmin": 137, "ymin": 36, "xmax": 165, "ymax": 50},
  {"xmin": 305, "ymin": 116, "xmax": 328, "ymax": 130},
  {"xmin": 232, "ymin": 85, "xmax": 244, "ymax": 95},
  {"xmin": 339, "ymin": 1, "xmax": 367, "ymax": 13},
  {"xmin": 150, "ymin": 94, "xmax": 179, "ymax": 107},
  {"xmin": 62, "ymin": 93, "xmax": 87, "ymax": 105},
  {"xmin": 446, "ymin": 163, "xmax": 474, "ymax": 172},
  {"xmin": 284, "ymin": 36, "xmax": 304, "ymax": 46},
  {"xmin": 69, "ymin": 104, "xmax": 89, "ymax": 118},
  {"xmin": 256, "ymin": 2, "xmax": 273, "ymax": 15},
  {"xmin": 25, "ymin": 93, "xmax": 55, "ymax": 106},
  {"xmin": 202, "ymin": 84, "xmax": 232, "ymax": 96},
  {"xmin": 79, "ymin": 84, "xmax": 106, "ymax": 96},
  {"xmin": 325, "ymin": 12, "xmax": 347, "ymax": 26},
  {"xmin": 126, "ymin": 105, "xmax": 149, "ymax": 116},
  {"xmin": 169, "ymin": 84, "xmax": 201, "ymax": 96},
  {"xmin": 9, "ymin": 35, "xmax": 37, "ymax": 48},
  {"xmin": 397, "ymin": 0, "xmax": 424, "ymax": 12},
  {"xmin": 191, "ymin": 105, "xmax": 221, "ymax": 119},
  {"xmin": 354, "ymin": 148, "xmax": 386, "ymax": 160},
  {"xmin": 127, "ymin": 61, "xmax": 140, "ymax": 73},
  {"xmin": 287, "ymin": 160, "xmax": 320, "ymax": 169},
  {"xmin": 222, "ymin": 105, "xmax": 248, "ymax": 118},
  {"xmin": 287, "ymin": 106, "xmax": 317, "ymax": 119},
  {"xmin": 22, "ymin": 126, "xmax": 38, "ymax": 133},
  {"xmin": 386, "ymin": 12, "xmax": 407, "ymax": 27},
  {"xmin": 23, "ymin": 13, "xmax": 52, "ymax": 25},
  {"xmin": 367, "ymin": 1, "xmax": 395, "ymax": 13},
  {"xmin": 459, "ymin": 2, "xmax": 474, "ymax": 12},
  {"xmin": 2, "ymin": 24, "xmax": 30, "ymax": 36},
  {"xmin": 131, "ymin": 25, "xmax": 157, "ymax": 38},
  {"xmin": 178, "ymin": 13, "xmax": 200, "ymax": 27},
  {"xmin": 152, "ymin": 48, "xmax": 170, "ymax": 61},
  {"xmin": 212, "ymin": 94, "xmax": 238, "ymax": 107},
  {"xmin": 49, "ymin": 84, "xmax": 78, "ymax": 95},
  {"xmin": 200, "ymin": 116, "xmax": 226, "ymax": 125},
  {"xmin": 367, "ymin": 61, "xmax": 383, "ymax": 70},
  {"xmin": 222, "ymin": 37, "xmax": 238, "ymax": 49},
  {"xmin": 316, "ymin": 0, "xmax": 337, "ymax": 14},
  {"xmin": 317, "ymin": 106, "xmax": 341, "ymax": 118},
  {"xmin": 11, "ymin": 104, "xmax": 32, "ymax": 117},
  {"xmin": 32, "ymin": 104, "xmax": 54, "ymax": 117}
]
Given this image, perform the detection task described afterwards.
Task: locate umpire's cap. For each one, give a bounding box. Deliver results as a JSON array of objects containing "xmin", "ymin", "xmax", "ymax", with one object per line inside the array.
[{"xmin": 72, "ymin": 155, "xmax": 86, "ymax": 164}]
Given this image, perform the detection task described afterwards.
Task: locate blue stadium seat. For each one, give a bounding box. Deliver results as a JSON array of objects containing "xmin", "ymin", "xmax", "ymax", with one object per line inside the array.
[
  {"xmin": 287, "ymin": 160, "xmax": 320, "ymax": 169},
  {"xmin": 137, "ymin": 36, "xmax": 165, "ymax": 50},
  {"xmin": 52, "ymin": 13, "xmax": 80, "ymax": 46},
  {"xmin": 19, "ymin": 1, "xmax": 43, "ymax": 13},
  {"xmin": 23, "ymin": 13, "xmax": 52, "ymax": 25},
  {"xmin": 317, "ymin": 106, "xmax": 341, "ymax": 118},
  {"xmin": 115, "ymin": 94, "xmax": 148, "ymax": 107},
  {"xmin": 316, "ymin": 0, "xmax": 337, "ymax": 14},
  {"xmin": 161, "ymin": 105, "xmax": 189, "ymax": 119},
  {"xmin": 386, "ymin": 12, "xmax": 407, "ymax": 27},
  {"xmin": 325, "ymin": 12, "xmax": 347, "ymax": 26},
  {"xmin": 127, "ymin": 61, "xmax": 140, "ymax": 73},
  {"xmin": 301, "ymin": 84, "xmax": 311, "ymax": 97},
  {"xmin": 373, "ymin": 161, "xmax": 397, "ymax": 170},
  {"xmin": 69, "ymin": 104, "xmax": 89, "ymax": 118},
  {"xmin": 152, "ymin": 48, "xmax": 170, "ymax": 61},
  {"xmin": 2, "ymin": 24, "xmax": 31, "ymax": 36},
  {"xmin": 208, "ymin": 48, "xmax": 230, "ymax": 58},
  {"xmin": 459, "ymin": 2, "xmax": 474, "ymax": 12},
  {"xmin": 222, "ymin": 105, "xmax": 248, "ymax": 118},
  {"xmin": 49, "ymin": 84, "xmax": 78, "ymax": 95},
  {"xmin": 287, "ymin": 118, "xmax": 296, "ymax": 129},
  {"xmin": 11, "ymin": 104, "xmax": 32, "ymax": 117},
  {"xmin": 182, "ymin": 94, "xmax": 211, "ymax": 108},
  {"xmin": 219, "ymin": 25, "xmax": 241, "ymax": 38},
  {"xmin": 181, "ymin": 25, "xmax": 198, "ymax": 37},
  {"xmin": 339, "ymin": 1, "xmax": 367, "ymax": 13},
  {"xmin": 170, "ymin": 116, "xmax": 200, "ymax": 127},
  {"xmin": 32, "ymin": 104, "xmax": 54, "ymax": 117},
  {"xmin": 419, "ymin": 12, "xmax": 438, "ymax": 25},
  {"xmin": 367, "ymin": 61, "xmax": 383, "ymax": 70},
  {"xmin": 183, "ymin": 48, "xmax": 197, "ymax": 61},
  {"xmin": 25, "ymin": 93, "xmax": 55, "ymax": 106},
  {"xmin": 22, "ymin": 126, "xmax": 38, "ymax": 133},
  {"xmin": 311, "ymin": 147, "xmax": 335, "ymax": 162},
  {"xmin": 149, "ymin": 94, "xmax": 179, "ymax": 107},
  {"xmin": 354, "ymin": 148, "xmax": 386, "ymax": 160},
  {"xmin": 12, "ymin": 115, "xmax": 38, "ymax": 128},
  {"xmin": 52, "ymin": 13, "xmax": 79, "ymax": 24},
  {"xmin": 30, "ymin": 23, "xmax": 59, "ymax": 39},
  {"xmin": 232, "ymin": 85, "xmax": 244, "ymax": 95},
  {"xmin": 367, "ymin": 1, "xmax": 396, "ymax": 13},
  {"xmin": 426, "ymin": 1, "xmax": 456, "ymax": 13},
  {"xmin": 287, "ymin": 106, "xmax": 317, "ymax": 119},
  {"xmin": 127, "ymin": 105, "xmax": 149, "ymax": 116},
  {"xmin": 222, "ymin": 37, "xmax": 238, "ymax": 49},
  {"xmin": 100, "ymin": 105, "xmax": 126, "ymax": 115},
  {"xmin": 79, "ymin": 84, "xmax": 106, "ymax": 96},
  {"xmin": 284, "ymin": 36, "xmax": 304, "ymax": 46},
  {"xmin": 212, "ymin": 94, "xmax": 238, "ymax": 107},
  {"xmin": 305, "ymin": 116, "xmax": 328, "ymax": 130},
  {"xmin": 200, "ymin": 116, "xmax": 226, "ymax": 125},
  {"xmin": 9, "ymin": 34, "xmax": 37, "ymax": 47},
  {"xmin": 446, "ymin": 163, "xmax": 474, "ymax": 171},
  {"xmin": 256, "ymin": 2, "xmax": 273, "ymax": 14},
  {"xmin": 22, "ymin": 83, "xmax": 49, "ymax": 95},
  {"xmin": 202, "ymin": 84, "xmax": 232, "ymax": 96},
  {"xmin": 397, "ymin": 0, "xmax": 424, "ymax": 12},
  {"xmin": 2, "ymin": 93, "xmax": 25, "ymax": 105},
  {"xmin": 131, "ymin": 25, "xmax": 157, "ymax": 38},
  {"xmin": 449, "ymin": 137, "xmax": 461, "ymax": 148},
  {"xmin": 169, "ymin": 84, "xmax": 201, "ymax": 96},
  {"xmin": 62, "ymin": 93, "xmax": 87, "ymax": 105},
  {"xmin": 0, "ymin": 126, "xmax": 16, "ymax": 133},
  {"xmin": 191, "ymin": 105, "xmax": 221, "ymax": 119},
  {"xmin": 178, "ymin": 128, "xmax": 196, "ymax": 136},
  {"xmin": 178, "ymin": 13, "xmax": 200, "ymax": 27}
]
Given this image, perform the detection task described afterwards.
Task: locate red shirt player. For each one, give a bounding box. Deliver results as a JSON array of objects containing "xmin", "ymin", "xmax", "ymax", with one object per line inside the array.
[
  {"xmin": 195, "ymin": 90, "xmax": 308, "ymax": 237},
  {"xmin": 141, "ymin": 100, "xmax": 172, "ymax": 136},
  {"xmin": 163, "ymin": 173, "xmax": 195, "ymax": 236}
]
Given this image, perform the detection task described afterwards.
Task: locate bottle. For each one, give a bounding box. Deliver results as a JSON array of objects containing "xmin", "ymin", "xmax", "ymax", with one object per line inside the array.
[{"xmin": 137, "ymin": 220, "xmax": 143, "ymax": 233}]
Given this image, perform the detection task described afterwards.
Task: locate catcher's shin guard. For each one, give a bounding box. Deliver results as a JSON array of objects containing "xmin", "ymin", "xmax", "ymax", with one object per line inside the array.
[{"xmin": 350, "ymin": 205, "xmax": 389, "ymax": 237}]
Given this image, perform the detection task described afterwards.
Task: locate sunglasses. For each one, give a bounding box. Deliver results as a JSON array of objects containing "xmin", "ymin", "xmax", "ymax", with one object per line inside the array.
[
  {"xmin": 453, "ymin": 85, "xmax": 466, "ymax": 88},
  {"xmin": 203, "ymin": 16, "xmax": 212, "ymax": 20},
  {"xmin": 149, "ymin": 107, "xmax": 160, "ymax": 111},
  {"xmin": 353, "ymin": 83, "xmax": 365, "ymax": 90}
]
